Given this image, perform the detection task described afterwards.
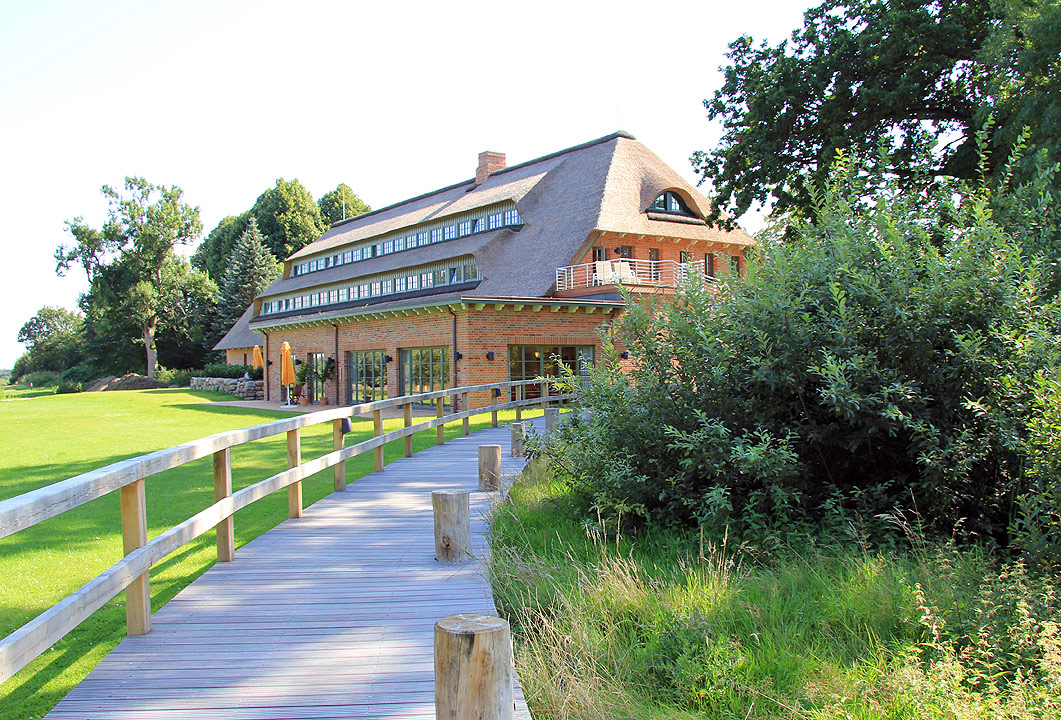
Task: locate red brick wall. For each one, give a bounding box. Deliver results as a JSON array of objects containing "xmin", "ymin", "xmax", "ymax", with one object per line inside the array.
[{"xmin": 262, "ymin": 305, "xmax": 620, "ymax": 407}]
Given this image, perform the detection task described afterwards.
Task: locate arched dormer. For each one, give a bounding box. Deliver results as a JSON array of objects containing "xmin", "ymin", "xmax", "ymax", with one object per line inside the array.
[{"xmin": 649, "ymin": 190, "xmax": 697, "ymax": 218}]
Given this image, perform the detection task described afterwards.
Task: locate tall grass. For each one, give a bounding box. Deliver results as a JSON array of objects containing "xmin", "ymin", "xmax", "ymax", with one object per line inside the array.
[{"xmin": 490, "ymin": 462, "xmax": 1061, "ymax": 719}]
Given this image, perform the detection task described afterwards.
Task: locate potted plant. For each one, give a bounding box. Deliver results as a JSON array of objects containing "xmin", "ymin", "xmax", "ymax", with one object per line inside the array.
[{"xmin": 293, "ymin": 363, "xmax": 309, "ymax": 404}]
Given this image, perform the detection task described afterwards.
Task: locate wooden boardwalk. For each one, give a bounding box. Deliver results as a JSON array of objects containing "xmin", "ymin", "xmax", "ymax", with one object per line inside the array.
[{"xmin": 46, "ymin": 421, "xmax": 538, "ymax": 719}]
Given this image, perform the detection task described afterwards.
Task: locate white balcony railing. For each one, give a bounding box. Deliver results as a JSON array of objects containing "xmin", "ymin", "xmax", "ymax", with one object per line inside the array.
[{"xmin": 555, "ymin": 259, "xmax": 714, "ymax": 292}]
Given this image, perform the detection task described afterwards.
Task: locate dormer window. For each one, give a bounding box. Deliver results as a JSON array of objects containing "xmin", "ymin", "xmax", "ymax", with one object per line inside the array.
[{"xmin": 651, "ymin": 191, "xmax": 695, "ymax": 217}]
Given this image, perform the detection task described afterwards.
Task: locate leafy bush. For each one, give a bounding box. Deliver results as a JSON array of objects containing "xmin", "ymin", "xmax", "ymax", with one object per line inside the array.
[
  {"xmin": 156, "ymin": 366, "xmax": 197, "ymax": 387},
  {"xmin": 62, "ymin": 363, "xmax": 103, "ymax": 384},
  {"xmin": 201, "ymin": 362, "xmax": 261, "ymax": 380},
  {"xmin": 55, "ymin": 380, "xmax": 82, "ymax": 394},
  {"xmin": 20, "ymin": 370, "xmax": 62, "ymax": 387},
  {"xmin": 542, "ymin": 152, "xmax": 1061, "ymax": 551}
]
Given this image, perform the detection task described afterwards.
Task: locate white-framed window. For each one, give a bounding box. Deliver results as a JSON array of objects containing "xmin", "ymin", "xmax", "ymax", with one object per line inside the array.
[
  {"xmin": 359, "ymin": 283, "xmax": 369, "ymax": 298},
  {"xmin": 370, "ymin": 281, "xmax": 382, "ymax": 296},
  {"xmin": 449, "ymin": 267, "xmax": 461, "ymax": 284},
  {"xmin": 309, "ymin": 259, "xmax": 318, "ymax": 272},
  {"xmin": 458, "ymin": 221, "xmax": 472, "ymax": 236},
  {"xmin": 433, "ymin": 269, "xmax": 446, "ymax": 286},
  {"xmin": 419, "ymin": 232, "xmax": 429, "ymax": 246},
  {"xmin": 488, "ymin": 213, "xmax": 502, "ymax": 229},
  {"xmin": 422, "ymin": 272, "xmax": 433, "ymax": 288},
  {"xmin": 382, "ymin": 278, "xmax": 393, "ymax": 295},
  {"xmin": 329, "ymin": 289, "xmax": 338, "ymax": 304},
  {"xmin": 473, "ymin": 218, "xmax": 483, "ymax": 233},
  {"xmin": 394, "ymin": 276, "xmax": 406, "ymax": 293},
  {"xmin": 504, "ymin": 209, "xmax": 520, "ymax": 225},
  {"xmin": 408, "ymin": 274, "xmax": 420, "ymax": 290},
  {"xmin": 430, "ymin": 228, "xmax": 442, "ymax": 244},
  {"xmin": 395, "ymin": 236, "xmax": 405, "ymax": 252},
  {"xmin": 344, "ymin": 250, "xmax": 352, "ymax": 264},
  {"xmin": 443, "ymin": 225, "xmax": 456, "ymax": 240},
  {"xmin": 383, "ymin": 240, "xmax": 393, "ymax": 254}
]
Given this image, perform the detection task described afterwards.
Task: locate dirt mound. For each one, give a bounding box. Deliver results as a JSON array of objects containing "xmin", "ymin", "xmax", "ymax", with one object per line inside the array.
[
  {"xmin": 83, "ymin": 376, "xmax": 118, "ymax": 392},
  {"xmin": 102, "ymin": 374, "xmax": 171, "ymax": 391}
]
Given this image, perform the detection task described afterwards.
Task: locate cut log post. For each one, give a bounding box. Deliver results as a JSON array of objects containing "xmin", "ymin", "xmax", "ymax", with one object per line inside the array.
[
  {"xmin": 479, "ymin": 444, "xmax": 502, "ymax": 491},
  {"xmin": 213, "ymin": 448, "xmax": 234, "ymax": 562},
  {"xmin": 431, "ymin": 490, "xmax": 471, "ymax": 563},
  {"xmin": 510, "ymin": 422, "xmax": 526, "ymax": 458},
  {"xmin": 120, "ymin": 478, "xmax": 151, "ymax": 635},
  {"xmin": 462, "ymin": 392, "xmax": 470, "ymax": 435},
  {"xmin": 436, "ymin": 397, "xmax": 445, "ymax": 445},
  {"xmin": 544, "ymin": 406, "xmax": 559, "ymax": 435},
  {"xmin": 435, "ymin": 613, "xmax": 513, "ymax": 720}
]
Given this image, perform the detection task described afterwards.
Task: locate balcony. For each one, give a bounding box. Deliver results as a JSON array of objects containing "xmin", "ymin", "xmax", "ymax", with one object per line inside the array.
[{"xmin": 554, "ymin": 259, "xmax": 713, "ymax": 296}]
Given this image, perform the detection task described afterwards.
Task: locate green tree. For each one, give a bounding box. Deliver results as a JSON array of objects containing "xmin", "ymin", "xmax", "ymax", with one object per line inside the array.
[
  {"xmin": 318, "ymin": 183, "xmax": 371, "ymax": 226},
  {"xmin": 16, "ymin": 306, "xmax": 84, "ymax": 374},
  {"xmin": 57, "ymin": 177, "xmax": 205, "ymax": 379},
  {"xmin": 209, "ymin": 217, "xmax": 280, "ymax": 348},
  {"xmin": 252, "ymin": 178, "xmax": 325, "ymax": 259},
  {"xmin": 694, "ymin": 0, "xmax": 1061, "ymax": 227},
  {"xmin": 191, "ymin": 212, "xmax": 251, "ymax": 282}
]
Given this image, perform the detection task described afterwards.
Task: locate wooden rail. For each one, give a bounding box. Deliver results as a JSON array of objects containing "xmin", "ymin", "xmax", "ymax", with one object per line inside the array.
[{"xmin": 0, "ymin": 379, "xmax": 572, "ymax": 685}]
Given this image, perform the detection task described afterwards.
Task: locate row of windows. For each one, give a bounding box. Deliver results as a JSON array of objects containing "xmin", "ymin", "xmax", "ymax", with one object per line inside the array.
[
  {"xmin": 591, "ymin": 246, "xmax": 741, "ymax": 276},
  {"xmin": 292, "ymin": 206, "xmax": 522, "ymax": 277},
  {"xmin": 261, "ymin": 260, "xmax": 480, "ymax": 315}
]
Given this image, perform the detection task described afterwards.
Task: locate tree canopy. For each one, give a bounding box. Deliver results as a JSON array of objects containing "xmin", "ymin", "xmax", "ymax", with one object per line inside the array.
[
  {"xmin": 318, "ymin": 183, "xmax": 371, "ymax": 226},
  {"xmin": 58, "ymin": 177, "xmax": 209, "ymax": 378},
  {"xmin": 209, "ymin": 217, "xmax": 280, "ymax": 350},
  {"xmin": 694, "ymin": 0, "xmax": 1061, "ymax": 226},
  {"xmin": 16, "ymin": 306, "xmax": 84, "ymax": 376}
]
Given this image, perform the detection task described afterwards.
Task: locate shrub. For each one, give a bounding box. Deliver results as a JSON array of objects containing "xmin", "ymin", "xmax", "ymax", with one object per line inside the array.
[
  {"xmin": 55, "ymin": 380, "xmax": 82, "ymax": 394},
  {"xmin": 156, "ymin": 366, "xmax": 197, "ymax": 387},
  {"xmin": 21, "ymin": 370, "xmax": 61, "ymax": 387},
  {"xmin": 541, "ymin": 151, "xmax": 1061, "ymax": 550},
  {"xmin": 201, "ymin": 362, "xmax": 261, "ymax": 380},
  {"xmin": 62, "ymin": 363, "xmax": 103, "ymax": 384}
]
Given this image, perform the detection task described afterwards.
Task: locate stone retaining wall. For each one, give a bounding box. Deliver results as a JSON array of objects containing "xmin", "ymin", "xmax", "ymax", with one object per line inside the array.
[{"xmin": 190, "ymin": 376, "xmax": 265, "ymax": 400}]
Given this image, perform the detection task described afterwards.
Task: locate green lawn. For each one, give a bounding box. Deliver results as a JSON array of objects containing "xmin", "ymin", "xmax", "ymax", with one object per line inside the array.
[{"xmin": 0, "ymin": 388, "xmax": 538, "ymax": 720}]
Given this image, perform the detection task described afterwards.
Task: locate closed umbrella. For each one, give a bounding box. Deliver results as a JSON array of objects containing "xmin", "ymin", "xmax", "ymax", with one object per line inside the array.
[
  {"xmin": 251, "ymin": 345, "xmax": 264, "ymax": 370},
  {"xmin": 280, "ymin": 342, "xmax": 296, "ymax": 386}
]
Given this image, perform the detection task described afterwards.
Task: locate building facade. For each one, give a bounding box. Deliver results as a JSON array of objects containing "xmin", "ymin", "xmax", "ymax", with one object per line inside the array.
[{"xmin": 215, "ymin": 132, "xmax": 753, "ymax": 407}]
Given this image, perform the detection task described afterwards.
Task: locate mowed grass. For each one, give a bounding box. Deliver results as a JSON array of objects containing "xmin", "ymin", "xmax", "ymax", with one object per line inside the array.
[{"xmin": 0, "ymin": 388, "xmax": 539, "ymax": 720}]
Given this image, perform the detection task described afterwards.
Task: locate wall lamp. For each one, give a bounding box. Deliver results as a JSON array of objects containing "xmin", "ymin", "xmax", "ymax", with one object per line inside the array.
[
  {"xmin": 294, "ymin": 358, "xmax": 303, "ymax": 366},
  {"xmin": 267, "ymin": 360, "xmax": 273, "ymax": 366},
  {"xmin": 619, "ymin": 351, "xmax": 630, "ymax": 359},
  {"xmin": 384, "ymin": 355, "xmax": 393, "ymax": 363},
  {"xmin": 486, "ymin": 351, "xmax": 495, "ymax": 361},
  {"xmin": 456, "ymin": 352, "xmax": 463, "ymax": 360}
]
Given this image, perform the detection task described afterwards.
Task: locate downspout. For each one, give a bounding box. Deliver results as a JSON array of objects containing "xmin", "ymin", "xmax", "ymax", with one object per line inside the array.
[
  {"xmin": 448, "ymin": 307, "xmax": 458, "ymax": 406},
  {"xmin": 334, "ymin": 325, "xmax": 340, "ymax": 405}
]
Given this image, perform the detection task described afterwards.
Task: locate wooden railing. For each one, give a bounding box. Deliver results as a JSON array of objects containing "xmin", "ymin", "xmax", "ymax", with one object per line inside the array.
[{"xmin": 0, "ymin": 378, "xmax": 572, "ymax": 684}]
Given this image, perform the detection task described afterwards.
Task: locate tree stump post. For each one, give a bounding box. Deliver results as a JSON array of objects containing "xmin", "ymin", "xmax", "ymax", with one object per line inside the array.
[
  {"xmin": 544, "ymin": 406, "xmax": 559, "ymax": 435},
  {"xmin": 478, "ymin": 444, "xmax": 502, "ymax": 491},
  {"xmin": 432, "ymin": 490, "xmax": 471, "ymax": 563},
  {"xmin": 434, "ymin": 613, "xmax": 513, "ymax": 720},
  {"xmin": 510, "ymin": 423, "xmax": 525, "ymax": 458}
]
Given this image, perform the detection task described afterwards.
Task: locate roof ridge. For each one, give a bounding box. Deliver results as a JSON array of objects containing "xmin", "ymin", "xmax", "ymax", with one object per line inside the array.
[{"xmin": 327, "ymin": 131, "xmax": 636, "ymax": 232}]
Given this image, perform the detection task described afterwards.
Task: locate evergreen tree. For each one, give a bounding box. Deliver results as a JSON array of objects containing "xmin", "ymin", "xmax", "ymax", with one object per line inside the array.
[{"xmin": 209, "ymin": 218, "xmax": 280, "ymax": 349}]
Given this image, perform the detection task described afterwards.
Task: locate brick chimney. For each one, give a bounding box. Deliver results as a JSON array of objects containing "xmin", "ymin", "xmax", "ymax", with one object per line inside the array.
[{"xmin": 476, "ymin": 151, "xmax": 506, "ymax": 184}]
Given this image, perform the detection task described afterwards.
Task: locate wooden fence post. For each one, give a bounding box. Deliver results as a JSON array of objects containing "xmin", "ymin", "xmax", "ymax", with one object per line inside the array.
[
  {"xmin": 515, "ymin": 384, "xmax": 522, "ymax": 422},
  {"xmin": 434, "ymin": 613, "xmax": 513, "ymax": 720},
  {"xmin": 479, "ymin": 445, "xmax": 502, "ymax": 491},
  {"xmin": 120, "ymin": 478, "xmax": 151, "ymax": 635},
  {"xmin": 403, "ymin": 402, "xmax": 413, "ymax": 458},
  {"xmin": 373, "ymin": 408, "xmax": 384, "ymax": 472},
  {"xmin": 333, "ymin": 418, "xmax": 346, "ymax": 491},
  {"xmin": 510, "ymin": 423, "xmax": 525, "ymax": 458},
  {"xmin": 436, "ymin": 397, "xmax": 445, "ymax": 445},
  {"xmin": 213, "ymin": 448, "xmax": 234, "ymax": 562},
  {"xmin": 544, "ymin": 406, "xmax": 559, "ymax": 435},
  {"xmin": 432, "ymin": 490, "xmax": 471, "ymax": 563},
  {"xmin": 462, "ymin": 392, "xmax": 470, "ymax": 435},
  {"xmin": 287, "ymin": 428, "xmax": 302, "ymax": 518}
]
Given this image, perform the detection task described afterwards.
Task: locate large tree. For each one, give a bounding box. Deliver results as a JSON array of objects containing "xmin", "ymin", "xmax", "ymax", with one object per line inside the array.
[
  {"xmin": 209, "ymin": 217, "xmax": 280, "ymax": 349},
  {"xmin": 694, "ymin": 0, "xmax": 1060, "ymax": 227},
  {"xmin": 16, "ymin": 306, "xmax": 84, "ymax": 375},
  {"xmin": 318, "ymin": 183, "xmax": 371, "ymax": 226},
  {"xmin": 57, "ymin": 177, "xmax": 205, "ymax": 379}
]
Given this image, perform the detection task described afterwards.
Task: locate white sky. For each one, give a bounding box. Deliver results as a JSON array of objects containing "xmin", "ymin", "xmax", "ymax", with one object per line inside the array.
[{"xmin": 0, "ymin": 0, "xmax": 813, "ymax": 369}]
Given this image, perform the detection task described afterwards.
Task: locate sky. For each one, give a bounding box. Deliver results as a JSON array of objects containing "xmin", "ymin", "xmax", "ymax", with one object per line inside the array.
[{"xmin": 0, "ymin": 0, "xmax": 814, "ymax": 369}]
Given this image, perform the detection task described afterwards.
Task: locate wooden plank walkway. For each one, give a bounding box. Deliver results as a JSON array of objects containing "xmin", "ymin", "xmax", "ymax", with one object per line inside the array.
[{"xmin": 46, "ymin": 420, "xmax": 539, "ymax": 720}]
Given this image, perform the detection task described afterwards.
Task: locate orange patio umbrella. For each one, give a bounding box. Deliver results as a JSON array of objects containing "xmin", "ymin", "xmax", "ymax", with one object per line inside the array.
[
  {"xmin": 280, "ymin": 342, "xmax": 296, "ymax": 386},
  {"xmin": 251, "ymin": 345, "xmax": 264, "ymax": 370}
]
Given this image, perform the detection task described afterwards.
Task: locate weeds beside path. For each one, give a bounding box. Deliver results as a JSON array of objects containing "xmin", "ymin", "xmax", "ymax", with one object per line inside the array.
[{"xmin": 490, "ymin": 462, "xmax": 1061, "ymax": 720}]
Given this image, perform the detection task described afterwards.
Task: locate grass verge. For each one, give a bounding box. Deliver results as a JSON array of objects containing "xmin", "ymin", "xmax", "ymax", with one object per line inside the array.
[
  {"xmin": 0, "ymin": 388, "xmax": 539, "ymax": 719},
  {"xmin": 490, "ymin": 461, "xmax": 1061, "ymax": 719}
]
